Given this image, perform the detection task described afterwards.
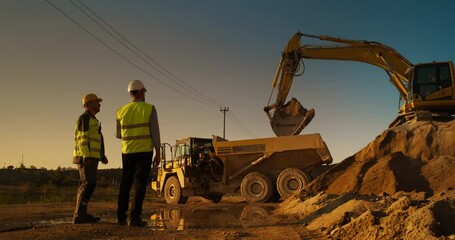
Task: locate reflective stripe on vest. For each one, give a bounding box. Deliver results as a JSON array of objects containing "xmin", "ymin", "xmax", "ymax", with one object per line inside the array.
[
  {"xmin": 117, "ymin": 102, "xmax": 154, "ymax": 154},
  {"xmin": 73, "ymin": 114, "xmax": 102, "ymax": 159}
]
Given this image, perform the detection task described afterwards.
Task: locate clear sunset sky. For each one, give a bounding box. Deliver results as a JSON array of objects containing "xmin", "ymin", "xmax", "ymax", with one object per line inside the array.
[{"xmin": 1, "ymin": 0, "xmax": 454, "ymax": 169}]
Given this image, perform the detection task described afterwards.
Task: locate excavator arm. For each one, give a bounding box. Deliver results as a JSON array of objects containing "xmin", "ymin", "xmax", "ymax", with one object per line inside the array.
[
  {"xmin": 265, "ymin": 32, "xmax": 416, "ymax": 136},
  {"xmin": 295, "ymin": 32, "xmax": 413, "ymax": 99}
]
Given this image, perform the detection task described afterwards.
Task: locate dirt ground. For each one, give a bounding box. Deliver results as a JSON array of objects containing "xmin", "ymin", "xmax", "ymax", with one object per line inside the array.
[
  {"xmin": 0, "ymin": 197, "xmax": 326, "ymax": 240},
  {"xmin": 3, "ymin": 120, "xmax": 455, "ymax": 240}
]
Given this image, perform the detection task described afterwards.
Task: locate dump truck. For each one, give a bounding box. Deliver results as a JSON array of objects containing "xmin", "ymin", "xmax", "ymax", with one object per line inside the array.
[{"xmin": 151, "ymin": 134, "xmax": 332, "ymax": 204}]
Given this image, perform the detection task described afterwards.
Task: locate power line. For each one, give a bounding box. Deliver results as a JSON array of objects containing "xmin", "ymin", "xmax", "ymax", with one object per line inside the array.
[
  {"xmin": 228, "ymin": 110, "xmax": 258, "ymax": 138},
  {"xmin": 75, "ymin": 0, "xmax": 224, "ymax": 107},
  {"xmin": 46, "ymin": 0, "xmax": 218, "ymax": 108},
  {"xmin": 47, "ymin": 0, "xmax": 258, "ymax": 138},
  {"xmin": 72, "ymin": 0, "xmax": 223, "ymax": 108}
]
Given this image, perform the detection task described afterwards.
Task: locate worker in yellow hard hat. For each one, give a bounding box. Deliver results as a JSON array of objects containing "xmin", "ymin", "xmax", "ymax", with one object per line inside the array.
[
  {"xmin": 116, "ymin": 80, "xmax": 161, "ymax": 227},
  {"xmin": 72, "ymin": 93, "xmax": 108, "ymax": 224}
]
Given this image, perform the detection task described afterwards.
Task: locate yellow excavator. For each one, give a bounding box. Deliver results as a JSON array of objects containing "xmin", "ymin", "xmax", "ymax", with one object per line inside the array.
[{"xmin": 265, "ymin": 32, "xmax": 455, "ymax": 136}]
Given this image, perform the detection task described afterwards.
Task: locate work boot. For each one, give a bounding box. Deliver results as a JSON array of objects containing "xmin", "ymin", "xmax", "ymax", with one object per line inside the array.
[
  {"xmin": 128, "ymin": 219, "xmax": 147, "ymax": 227},
  {"xmin": 73, "ymin": 213, "xmax": 101, "ymax": 224}
]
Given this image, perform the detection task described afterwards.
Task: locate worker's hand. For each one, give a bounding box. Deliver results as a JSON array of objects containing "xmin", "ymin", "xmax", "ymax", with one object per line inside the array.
[
  {"xmin": 152, "ymin": 155, "xmax": 160, "ymax": 168},
  {"xmin": 101, "ymin": 156, "xmax": 109, "ymax": 165}
]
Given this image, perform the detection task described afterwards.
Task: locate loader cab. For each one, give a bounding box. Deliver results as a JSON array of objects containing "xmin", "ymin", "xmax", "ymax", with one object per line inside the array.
[{"xmin": 411, "ymin": 61, "xmax": 455, "ymax": 111}]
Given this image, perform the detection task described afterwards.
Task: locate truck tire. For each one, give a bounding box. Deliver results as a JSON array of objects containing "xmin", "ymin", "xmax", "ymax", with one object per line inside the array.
[
  {"xmin": 276, "ymin": 168, "xmax": 310, "ymax": 200},
  {"xmin": 240, "ymin": 172, "xmax": 274, "ymax": 203},
  {"xmin": 164, "ymin": 176, "xmax": 188, "ymax": 204}
]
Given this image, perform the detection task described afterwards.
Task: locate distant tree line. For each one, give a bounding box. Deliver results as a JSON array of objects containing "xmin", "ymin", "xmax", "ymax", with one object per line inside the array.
[{"xmin": 0, "ymin": 168, "xmax": 126, "ymax": 204}]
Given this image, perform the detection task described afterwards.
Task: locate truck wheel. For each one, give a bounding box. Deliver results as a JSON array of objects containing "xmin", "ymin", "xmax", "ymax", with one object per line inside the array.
[
  {"xmin": 164, "ymin": 176, "xmax": 188, "ymax": 204},
  {"xmin": 240, "ymin": 172, "xmax": 274, "ymax": 203},
  {"xmin": 276, "ymin": 168, "xmax": 310, "ymax": 200}
]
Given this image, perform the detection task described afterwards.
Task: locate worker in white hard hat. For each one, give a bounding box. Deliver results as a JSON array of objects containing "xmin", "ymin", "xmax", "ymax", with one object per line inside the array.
[
  {"xmin": 72, "ymin": 93, "xmax": 108, "ymax": 224},
  {"xmin": 116, "ymin": 80, "xmax": 161, "ymax": 227}
]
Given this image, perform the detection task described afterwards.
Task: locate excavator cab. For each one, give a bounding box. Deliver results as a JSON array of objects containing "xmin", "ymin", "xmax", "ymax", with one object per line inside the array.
[{"xmin": 412, "ymin": 62, "xmax": 454, "ymax": 106}]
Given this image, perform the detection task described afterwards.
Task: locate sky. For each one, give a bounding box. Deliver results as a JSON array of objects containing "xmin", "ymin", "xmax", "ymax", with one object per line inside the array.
[{"xmin": 0, "ymin": 0, "xmax": 454, "ymax": 169}]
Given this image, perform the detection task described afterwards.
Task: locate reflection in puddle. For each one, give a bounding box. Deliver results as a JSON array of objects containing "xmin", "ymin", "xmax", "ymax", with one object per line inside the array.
[
  {"xmin": 239, "ymin": 205, "xmax": 270, "ymax": 220},
  {"xmin": 150, "ymin": 208, "xmax": 184, "ymax": 230},
  {"xmin": 150, "ymin": 205, "xmax": 275, "ymax": 230}
]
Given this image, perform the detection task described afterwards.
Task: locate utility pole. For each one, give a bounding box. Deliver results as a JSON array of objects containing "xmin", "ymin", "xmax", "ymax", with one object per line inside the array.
[
  {"xmin": 220, "ymin": 107, "xmax": 229, "ymax": 138},
  {"xmin": 19, "ymin": 154, "xmax": 25, "ymax": 169}
]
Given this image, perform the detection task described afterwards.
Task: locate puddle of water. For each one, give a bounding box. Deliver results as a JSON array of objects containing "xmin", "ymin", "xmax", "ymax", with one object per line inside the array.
[
  {"xmin": 149, "ymin": 204, "xmax": 276, "ymax": 230},
  {"xmin": 0, "ymin": 205, "xmax": 278, "ymax": 232},
  {"xmin": 36, "ymin": 218, "xmax": 72, "ymax": 225}
]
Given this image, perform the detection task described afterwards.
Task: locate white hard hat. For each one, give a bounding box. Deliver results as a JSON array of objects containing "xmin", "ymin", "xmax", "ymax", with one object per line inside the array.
[{"xmin": 127, "ymin": 80, "xmax": 147, "ymax": 92}]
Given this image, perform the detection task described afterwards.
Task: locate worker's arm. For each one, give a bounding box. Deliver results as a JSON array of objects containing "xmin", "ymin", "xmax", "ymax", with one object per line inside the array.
[
  {"xmin": 77, "ymin": 113, "xmax": 91, "ymax": 157},
  {"xmin": 150, "ymin": 107, "xmax": 161, "ymax": 167},
  {"xmin": 100, "ymin": 132, "xmax": 108, "ymax": 164},
  {"xmin": 115, "ymin": 119, "xmax": 122, "ymax": 139}
]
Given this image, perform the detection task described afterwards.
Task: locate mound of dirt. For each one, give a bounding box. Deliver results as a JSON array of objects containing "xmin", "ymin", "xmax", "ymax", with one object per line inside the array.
[
  {"xmin": 304, "ymin": 120, "xmax": 455, "ymax": 197},
  {"xmin": 330, "ymin": 190, "xmax": 455, "ymax": 239},
  {"xmin": 276, "ymin": 120, "xmax": 455, "ymax": 239},
  {"xmin": 276, "ymin": 190, "xmax": 455, "ymax": 239}
]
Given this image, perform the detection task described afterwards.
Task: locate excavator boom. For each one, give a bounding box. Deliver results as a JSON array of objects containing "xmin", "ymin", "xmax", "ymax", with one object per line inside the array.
[{"xmin": 297, "ymin": 33, "xmax": 412, "ymax": 99}]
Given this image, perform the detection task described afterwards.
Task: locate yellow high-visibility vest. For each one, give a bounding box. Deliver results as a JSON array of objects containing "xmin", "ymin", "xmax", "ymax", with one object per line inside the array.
[
  {"xmin": 117, "ymin": 102, "xmax": 154, "ymax": 154},
  {"xmin": 73, "ymin": 112, "xmax": 103, "ymax": 159}
]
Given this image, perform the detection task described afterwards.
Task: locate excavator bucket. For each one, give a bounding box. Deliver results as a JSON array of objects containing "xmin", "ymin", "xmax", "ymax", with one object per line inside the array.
[{"xmin": 270, "ymin": 98, "xmax": 315, "ymax": 136}]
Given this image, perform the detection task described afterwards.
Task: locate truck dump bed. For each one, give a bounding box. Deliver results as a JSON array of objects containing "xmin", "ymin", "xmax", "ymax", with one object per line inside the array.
[{"xmin": 212, "ymin": 133, "xmax": 332, "ymax": 183}]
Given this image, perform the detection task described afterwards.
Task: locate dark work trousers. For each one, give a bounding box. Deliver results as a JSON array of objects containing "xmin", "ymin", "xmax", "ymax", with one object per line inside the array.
[
  {"xmin": 117, "ymin": 151, "xmax": 153, "ymax": 221},
  {"xmin": 74, "ymin": 158, "xmax": 99, "ymax": 217}
]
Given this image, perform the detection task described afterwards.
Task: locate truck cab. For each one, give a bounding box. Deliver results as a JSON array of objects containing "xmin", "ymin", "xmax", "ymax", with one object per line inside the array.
[{"xmin": 151, "ymin": 137, "xmax": 222, "ymax": 204}]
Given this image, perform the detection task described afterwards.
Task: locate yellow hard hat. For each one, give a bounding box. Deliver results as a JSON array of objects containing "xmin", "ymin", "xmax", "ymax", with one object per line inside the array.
[
  {"xmin": 127, "ymin": 80, "xmax": 147, "ymax": 92},
  {"xmin": 82, "ymin": 93, "xmax": 103, "ymax": 106}
]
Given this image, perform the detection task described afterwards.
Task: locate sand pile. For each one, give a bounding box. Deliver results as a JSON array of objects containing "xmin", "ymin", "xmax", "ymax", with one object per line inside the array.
[
  {"xmin": 304, "ymin": 120, "xmax": 455, "ymax": 196},
  {"xmin": 276, "ymin": 190, "xmax": 455, "ymax": 239},
  {"xmin": 276, "ymin": 120, "xmax": 455, "ymax": 239}
]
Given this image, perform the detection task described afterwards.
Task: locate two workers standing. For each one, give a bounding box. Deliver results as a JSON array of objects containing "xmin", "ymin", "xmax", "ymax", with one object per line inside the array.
[{"xmin": 72, "ymin": 80, "xmax": 160, "ymax": 227}]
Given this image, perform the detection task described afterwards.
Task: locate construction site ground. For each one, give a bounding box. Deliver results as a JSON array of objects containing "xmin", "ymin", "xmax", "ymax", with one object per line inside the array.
[
  {"xmin": 2, "ymin": 120, "xmax": 455, "ymax": 239},
  {"xmin": 0, "ymin": 197, "xmax": 325, "ymax": 240}
]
